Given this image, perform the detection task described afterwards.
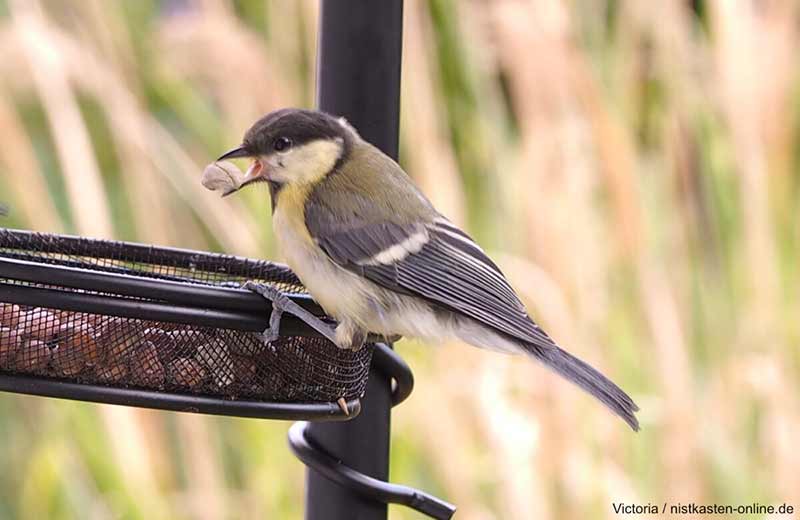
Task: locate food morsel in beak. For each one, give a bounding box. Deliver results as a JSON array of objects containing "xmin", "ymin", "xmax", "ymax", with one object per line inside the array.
[{"xmin": 201, "ymin": 161, "xmax": 245, "ymax": 196}]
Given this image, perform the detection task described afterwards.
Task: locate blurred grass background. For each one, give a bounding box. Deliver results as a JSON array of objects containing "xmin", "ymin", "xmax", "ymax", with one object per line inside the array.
[{"xmin": 0, "ymin": 0, "xmax": 799, "ymax": 518}]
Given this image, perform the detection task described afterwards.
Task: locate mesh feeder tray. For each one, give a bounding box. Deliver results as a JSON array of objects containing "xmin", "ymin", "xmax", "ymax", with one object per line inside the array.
[{"xmin": 0, "ymin": 228, "xmax": 376, "ymax": 420}]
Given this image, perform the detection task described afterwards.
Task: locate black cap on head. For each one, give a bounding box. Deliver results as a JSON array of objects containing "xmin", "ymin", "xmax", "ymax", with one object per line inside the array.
[{"xmin": 240, "ymin": 108, "xmax": 350, "ymax": 157}]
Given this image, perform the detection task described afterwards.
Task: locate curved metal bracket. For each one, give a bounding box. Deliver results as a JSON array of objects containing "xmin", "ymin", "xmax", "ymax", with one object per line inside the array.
[
  {"xmin": 288, "ymin": 342, "xmax": 456, "ymax": 518},
  {"xmin": 288, "ymin": 421, "xmax": 456, "ymax": 519},
  {"xmin": 372, "ymin": 343, "xmax": 414, "ymax": 406}
]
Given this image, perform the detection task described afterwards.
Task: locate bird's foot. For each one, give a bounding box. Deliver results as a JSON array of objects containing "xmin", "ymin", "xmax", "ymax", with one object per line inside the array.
[{"xmin": 242, "ymin": 281, "xmax": 340, "ymax": 346}]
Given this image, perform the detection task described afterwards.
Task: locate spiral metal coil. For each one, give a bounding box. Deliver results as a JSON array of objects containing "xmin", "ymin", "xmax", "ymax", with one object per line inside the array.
[{"xmin": 288, "ymin": 343, "xmax": 457, "ymax": 519}]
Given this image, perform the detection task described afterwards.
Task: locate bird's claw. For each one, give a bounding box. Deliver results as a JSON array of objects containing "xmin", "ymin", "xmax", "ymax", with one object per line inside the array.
[
  {"xmin": 257, "ymin": 310, "xmax": 281, "ymax": 343},
  {"xmin": 242, "ymin": 281, "xmax": 341, "ymax": 347},
  {"xmin": 336, "ymin": 397, "xmax": 350, "ymax": 416}
]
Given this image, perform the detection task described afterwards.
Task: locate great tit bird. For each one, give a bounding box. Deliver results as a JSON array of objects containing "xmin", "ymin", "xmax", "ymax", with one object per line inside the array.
[{"xmin": 218, "ymin": 108, "xmax": 639, "ymax": 431}]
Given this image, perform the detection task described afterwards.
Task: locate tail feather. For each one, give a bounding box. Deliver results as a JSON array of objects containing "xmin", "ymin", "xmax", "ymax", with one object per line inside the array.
[{"xmin": 531, "ymin": 343, "xmax": 640, "ymax": 431}]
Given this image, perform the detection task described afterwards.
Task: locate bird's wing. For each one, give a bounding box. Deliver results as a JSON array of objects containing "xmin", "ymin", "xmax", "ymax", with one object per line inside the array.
[
  {"xmin": 305, "ymin": 178, "xmax": 641, "ymax": 432},
  {"xmin": 305, "ymin": 204, "xmax": 555, "ymax": 349}
]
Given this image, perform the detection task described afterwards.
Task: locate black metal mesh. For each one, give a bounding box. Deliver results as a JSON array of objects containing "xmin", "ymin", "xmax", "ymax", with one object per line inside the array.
[{"xmin": 0, "ymin": 230, "xmax": 372, "ymax": 403}]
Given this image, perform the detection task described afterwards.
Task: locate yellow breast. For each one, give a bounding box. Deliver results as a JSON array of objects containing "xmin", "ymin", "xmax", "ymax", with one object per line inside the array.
[{"xmin": 271, "ymin": 184, "xmax": 368, "ymax": 320}]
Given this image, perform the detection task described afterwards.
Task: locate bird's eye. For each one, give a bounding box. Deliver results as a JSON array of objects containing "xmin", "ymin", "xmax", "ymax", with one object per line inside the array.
[{"xmin": 273, "ymin": 137, "xmax": 292, "ymax": 153}]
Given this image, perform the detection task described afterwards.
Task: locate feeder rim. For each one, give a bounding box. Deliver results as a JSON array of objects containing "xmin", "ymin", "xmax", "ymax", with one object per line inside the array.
[
  {"xmin": 0, "ymin": 373, "xmax": 362, "ymax": 421},
  {"xmin": 0, "ymin": 228, "xmax": 296, "ymax": 278}
]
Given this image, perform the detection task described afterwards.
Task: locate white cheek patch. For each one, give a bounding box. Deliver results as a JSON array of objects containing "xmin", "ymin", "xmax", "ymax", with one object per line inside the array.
[
  {"xmin": 277, "ymin": 139, "xmax": 344, "ymax": 184},
  {"xmin": 263, "ymin": 154, "xmax": 289, "ymax": 183},
  {"xmin": 364, "ymin": 230, "xmax": 429, "ymax": 266},
  {"xmin": 266, "ymin": 154, "xmax": 283, "ymax": 169}
]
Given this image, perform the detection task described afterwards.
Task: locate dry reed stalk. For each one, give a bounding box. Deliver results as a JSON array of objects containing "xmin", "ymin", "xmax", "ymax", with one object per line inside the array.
[
  {"xmin": 478, "ymin": 362, "xmax": 550, "ymax": 520},
  {"xmin": 710, "ymin": 3, "xmax": 798, "ymax": 509},
  {"xmin": 627, "ymin": 0, "xmax": 711, "ymax": 253},
  {"xmin": 616, "ymin": 2, "xmax": 703, "ymax": 498},
  {"xmin": 488, "ymin": 0, "xmax": 611, "ymax": 320},
  {"xmin": 401, "ymin": 0, "xmax": 466, "ymax": 224},
  {"xmin": 710, "ymin": 0, "xmax": 780, "ymax": 337},
  {"xmin": 176, "ymin": 414, "xmax": 227, "ymax": 520},
  {"xmin": 149, "ymin": 124, "xmax": 264, "ymax": 256},
  {"xmin": 158, "ymin": 5, "xmax": 294, "ymax": 133},
  {"xmin": 0, "ymin": 95, "xmax": 63, "ymax": 231},
  {"xmin": 401, "ymin": 344, "xmax": 497, "ymax": 517},
  {"xmin": 4, "ymin": 6, "xmax": 245, "ymax": 516},
  {"xmin": 636, "ymin": 259, "xmax": 700, "ymax": 499},
  {"xmin": 9, "ymin": 0, "xmax": 113, "ymax": 239},
  {"xmin": 81, "ymin": 2, "xmax": 180, "ymax": 246},
  {"xmin": 60, "ymin": 444, "xmax": 118, "ymax": 519},
  {"xmin": 9, "ymin": 7, "xmax": 174, "ymax": 511},
  {"xmin": 488, "ymin": 4, "xmax": 630, "ymax": 516},
  {"xmin": 97, "ymin": 405, "xmax": 173, "ymax": 518},
  {"xmin": 457, "ymin": 1, "xmax": 529, "ymax": 248},
  {"xmin": 756, "ymin": 360, "xmax": 800, "ymax": 507},
  {"xmin": 264, "ymin": 1, "xmax": 310, "ymax": 100},
  {"xmin": 35, "ymin": 25, "xmax": 263, "ymax": 255}
]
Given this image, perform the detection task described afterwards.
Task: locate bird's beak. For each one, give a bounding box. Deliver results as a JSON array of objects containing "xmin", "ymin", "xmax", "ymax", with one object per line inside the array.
[
  {"xmin": 216, "ymin": 146, "xmax": 250, "ymax": 161},
  {"xmin": 215, "ymin": 145, "xmax": 267, "ymax": 194}
]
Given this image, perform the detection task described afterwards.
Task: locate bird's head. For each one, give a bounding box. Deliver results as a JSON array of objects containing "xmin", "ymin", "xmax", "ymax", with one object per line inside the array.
[{"xmin": 218, "ymin": 108, "xmax": 355, "ymax": 192}]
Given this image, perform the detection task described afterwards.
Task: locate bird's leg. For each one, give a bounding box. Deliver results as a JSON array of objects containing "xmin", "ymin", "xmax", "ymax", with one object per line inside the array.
[{"xmin": 242, "ymin": 281, "xmax": 340, "ymax": 346}]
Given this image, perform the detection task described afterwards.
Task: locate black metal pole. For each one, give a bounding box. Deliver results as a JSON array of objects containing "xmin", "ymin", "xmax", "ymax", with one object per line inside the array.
[
  {"xmin": 315, "ymin": 0, "xmax": 403, "ymax": 159},
  {"xmin": 303, "ymin": 2, "xmax": 403, "ymax": 519}
]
